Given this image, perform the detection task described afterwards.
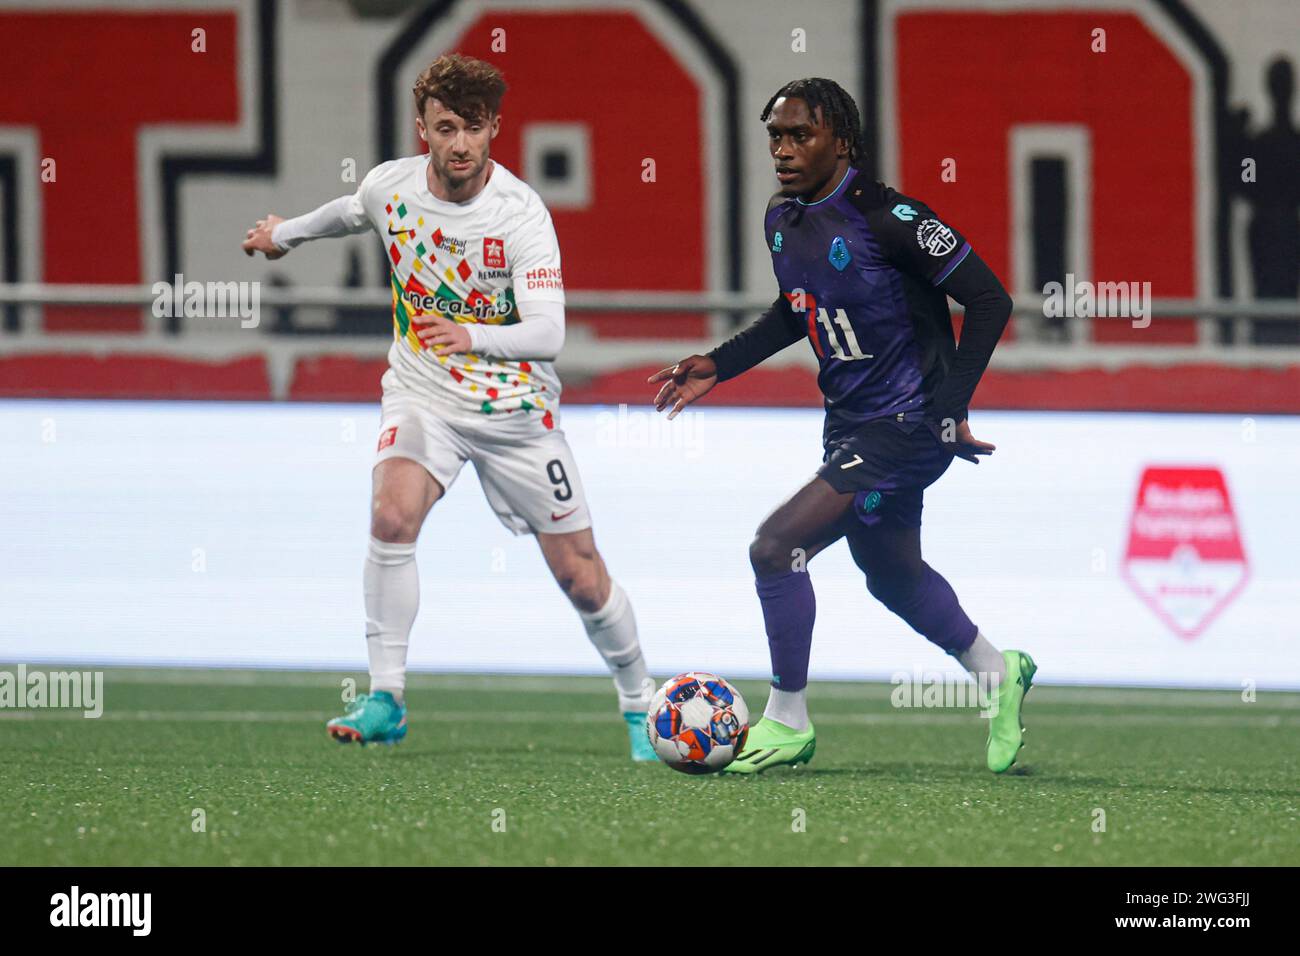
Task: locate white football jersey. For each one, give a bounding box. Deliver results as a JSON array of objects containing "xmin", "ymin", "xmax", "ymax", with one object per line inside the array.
[{"xmin": 347, "ymin": 156, "xmax": 566, "ymax": 426}]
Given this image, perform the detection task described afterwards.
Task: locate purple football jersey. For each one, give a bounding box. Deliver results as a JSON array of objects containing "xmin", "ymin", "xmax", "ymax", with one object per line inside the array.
[{"xmin": 765, "ymin": 166, "xmax": 973, "ymax": 445}]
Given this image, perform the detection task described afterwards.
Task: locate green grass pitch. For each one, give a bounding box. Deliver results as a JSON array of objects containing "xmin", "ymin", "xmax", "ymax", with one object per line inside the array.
[{"xmin": 4, "ymin": 668, "xmax": 1297, "ymax": 866}]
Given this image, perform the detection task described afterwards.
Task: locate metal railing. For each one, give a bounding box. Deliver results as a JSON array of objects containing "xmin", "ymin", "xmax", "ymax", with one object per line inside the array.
[
  {"xmin": 1, "ymin": 282, "xmax": 1298, "ymax": 317},
  {"xmin": 2, "ymin": 284, "xmax": 1298, "ymax": 400}
]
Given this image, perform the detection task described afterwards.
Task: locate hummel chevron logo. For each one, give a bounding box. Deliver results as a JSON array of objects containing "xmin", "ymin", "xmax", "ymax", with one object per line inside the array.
[{"xmin": 839, "ymin": 454, "xmax": 864, "ymax": 470}]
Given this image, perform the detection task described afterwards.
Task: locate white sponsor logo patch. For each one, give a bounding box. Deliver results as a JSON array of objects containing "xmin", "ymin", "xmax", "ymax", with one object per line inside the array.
[{"xmin": 916, "ymin": 219, "xmax": 957, "ymax": 257}]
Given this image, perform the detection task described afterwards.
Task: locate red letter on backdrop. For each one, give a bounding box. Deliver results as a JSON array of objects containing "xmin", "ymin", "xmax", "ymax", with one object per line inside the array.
[{"xmin": 0, "ymin": 12, "xmax": 239, "ymax": 330}]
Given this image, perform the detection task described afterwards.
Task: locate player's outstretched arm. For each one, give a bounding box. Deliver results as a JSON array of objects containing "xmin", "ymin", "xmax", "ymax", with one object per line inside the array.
[
  {"xmin": 650, "ymin": 293, "xmax": 804, "ymax": 417},
  {"xmin": 241, "ymin": 194, "xmax": 373, "ymax": 259}
]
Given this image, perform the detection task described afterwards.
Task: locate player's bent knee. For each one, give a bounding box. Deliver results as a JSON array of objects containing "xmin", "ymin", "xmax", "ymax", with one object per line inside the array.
[
  {"xmin": 555, "ymin": 565, "xmax": 604, "ymax": 614},
  {"xmin": 749, "ymin": 532, "xmax": 793, "ymax": 577},
  {"xmin": 370, "ymin": 501, "xmax": 422, "ymax": 543}
]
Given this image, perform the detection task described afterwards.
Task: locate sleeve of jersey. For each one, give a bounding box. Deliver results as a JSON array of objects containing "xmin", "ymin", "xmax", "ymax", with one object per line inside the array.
[
  {"xmin": 466, "ymin": 299, "xmax": 565, "ymax": 362},
  {"xmin": 873, "ymin": 197, "xmax": 973, "ymax": 286},
  {"xmin": 510, "ymin": 201, "xmax": 565, "ymax": 306},
  {"xmin": 929, "ymin": 249, "xmax": 1013, "ymax": 425},
  {"xmin": 271, "ymin": 192, "xmax": 372, "ymax": 251},
  {"xmin": 872, "ymin": 198, "xmax": 1010, "ymax": 424},
  {"xmin": 707, "ymin": 294, "xmax": 806, "ymax": 383}
]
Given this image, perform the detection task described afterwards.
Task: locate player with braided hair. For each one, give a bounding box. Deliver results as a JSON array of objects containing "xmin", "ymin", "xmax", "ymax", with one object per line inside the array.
[{"xmin": 650, "ymin": 78, "xmax": 1036, "ymax": 774}]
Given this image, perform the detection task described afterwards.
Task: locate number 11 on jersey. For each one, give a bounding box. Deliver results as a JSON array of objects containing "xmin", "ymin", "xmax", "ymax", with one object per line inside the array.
[{"xmin": 815, "ymin": 307, "xmax": 873, "ymax": 361}]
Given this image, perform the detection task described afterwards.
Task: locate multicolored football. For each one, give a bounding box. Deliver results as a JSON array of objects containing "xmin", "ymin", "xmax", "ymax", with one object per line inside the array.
[{"xmin": 645, "ymin": 672, "xmax": 750, "ymax": 774}]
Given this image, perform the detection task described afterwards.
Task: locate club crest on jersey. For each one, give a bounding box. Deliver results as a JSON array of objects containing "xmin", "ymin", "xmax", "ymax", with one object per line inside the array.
[
  {"xmin": 772, "ymin": 231, "xmax": 783, "ymax": 252},
  {"xmin": 916, "ymin": 219, "xmax": 958, "ymax": 257},
  {"xmin": 828, "ymin": 236, "xmax": 851, "ymax": 271},
  {"xmin": 483, "ymin": 237, "xmax": 505, "ymax": 269}
]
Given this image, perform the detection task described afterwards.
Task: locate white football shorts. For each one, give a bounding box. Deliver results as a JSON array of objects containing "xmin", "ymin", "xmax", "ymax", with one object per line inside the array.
[{"xmin": 373, "ymin": 385, "xmax": 592, "ymax": 536}]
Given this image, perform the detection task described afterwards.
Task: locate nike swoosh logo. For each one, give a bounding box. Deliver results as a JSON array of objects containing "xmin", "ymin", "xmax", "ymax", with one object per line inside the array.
[
  {"xmin": 839, "ymin": 454, "xmax": 864, "ymax": 470},
  {"xmin": 387, "ymin": 226, "xmax": 416, "ymax": 236},
  {"xmin": 550, "ymin": 507, "xmax": 579, "ymax": 521}
]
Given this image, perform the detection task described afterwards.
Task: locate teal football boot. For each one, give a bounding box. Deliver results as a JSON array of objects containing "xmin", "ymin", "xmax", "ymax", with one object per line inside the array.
[
  {"xmin": 326, "ymin": 691, "xmax": 407, "ymax": 746},
  {"xmin": 624, "ymin": 712, "xmax": 657, "ymax": 761}
]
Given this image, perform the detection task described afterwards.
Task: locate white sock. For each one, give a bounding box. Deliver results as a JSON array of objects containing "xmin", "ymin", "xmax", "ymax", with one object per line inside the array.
[
  {"xmin": 955, "ymin": 631, "xmax": 1007, "ymax": 686},
  {"xmin": 764, "ymin": 687, "xmax": 809, "ymax": 732},
  {"xmin": 579, "ymin": 581, "xmax": 653, "ymax": 712},
  {"xmin": 364, "ymin": 536, "xmax": 419, "ymax": 702}
]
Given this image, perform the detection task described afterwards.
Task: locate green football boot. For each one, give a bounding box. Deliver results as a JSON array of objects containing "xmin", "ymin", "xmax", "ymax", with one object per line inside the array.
[
  {"xmin": 326, "ymin": 691, "xmax": 408, "ymax": 746},
  {"xmin": 985, "ymin": 650, "xmax": 1036, "ymax": 773},
  {"xmin": 721, "ymin": 716, "xmax": 816, "ymax": 775}
]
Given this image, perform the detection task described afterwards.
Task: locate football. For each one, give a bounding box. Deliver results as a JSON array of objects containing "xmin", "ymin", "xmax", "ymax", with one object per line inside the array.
[{"xmin": 645, "ymin": 672, "xmax": 750, "ymax": 774}]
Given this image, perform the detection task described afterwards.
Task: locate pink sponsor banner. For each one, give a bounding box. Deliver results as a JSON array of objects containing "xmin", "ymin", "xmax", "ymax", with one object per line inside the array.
[{"xmin": 1122, "ymin": 466, "xmax": 1249, "ymax": 640}]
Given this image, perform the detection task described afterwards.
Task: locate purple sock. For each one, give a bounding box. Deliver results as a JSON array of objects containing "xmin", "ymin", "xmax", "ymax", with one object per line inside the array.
[
  {"xmin": 869, "ymin": 564, "xmax": 977, "ymax": 654},
  {"xmin": 756, "ymin": 570, "xmax": 817, "ymax": 691}
]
